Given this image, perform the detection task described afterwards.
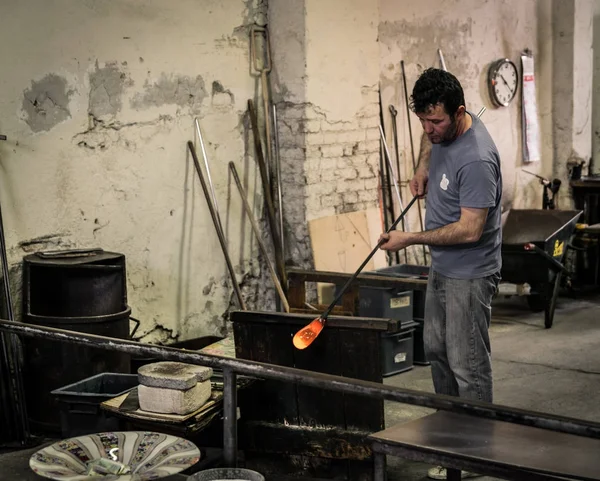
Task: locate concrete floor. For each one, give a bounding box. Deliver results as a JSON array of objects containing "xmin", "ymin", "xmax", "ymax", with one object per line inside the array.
[
  {"xmin": 383, "ymin": 291, "xmax": 600, "ymax": 480},
  {"xmin": 1, "ymin": 291, "xmax": 599, "ymax": 480}
]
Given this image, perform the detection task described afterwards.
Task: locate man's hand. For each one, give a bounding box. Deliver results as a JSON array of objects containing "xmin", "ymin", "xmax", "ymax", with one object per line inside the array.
[
  {"xmin": 379, "ymin": 231, "xmax": 414, "ymax": 252},
  {"xmin": 410, "ymin": 169, "xmax": 428, "ymax": 197}
]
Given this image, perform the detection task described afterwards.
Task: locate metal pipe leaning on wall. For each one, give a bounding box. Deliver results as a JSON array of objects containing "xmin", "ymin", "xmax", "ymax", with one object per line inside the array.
[
  {"xmin": 0, "ymin": 131, "xmax": 30, "ymax": 444},
  {"xmin": 247, "ymin": 100, "xmax": 287, "ymax": 294},
  {"xmin": 2, "ymin": 319, "xmax": 600, "ymax": 444},
  {"xmin": 272, "ymin": 105, "xmax": 285, "ymax": 266},
  {"xmin": 194, "ymin": 119, "xmax": 224, "ymax": 235},
  {"xmin": 399, "ymin": 60, "xmax": 429, "ymax": 266},
  {"xmin": 228, "ymin": 162, "xmax": 290, "ymax": 313},
  {"xmin": 187, "ymin": 141, "xmax": 247, "ymax": 310}
]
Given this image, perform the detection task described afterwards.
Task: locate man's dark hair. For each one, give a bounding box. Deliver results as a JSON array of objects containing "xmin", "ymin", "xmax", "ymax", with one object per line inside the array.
[{"xmin": 409, "ymin": 68, "xmax": 465, "ymax": 117}]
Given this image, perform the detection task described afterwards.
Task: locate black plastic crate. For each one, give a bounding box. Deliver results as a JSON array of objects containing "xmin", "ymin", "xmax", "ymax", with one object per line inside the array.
[
  {"xmin": 370, "ymin": 265, "xmax": 430, "ymax": 365},
  {"xmin": 371, "ymin": 264, "xmax": 429, "ymax": 319},
  {"xmin": 51, "ymin": 372, "xmax": 138, "ymax": 438},
  {"xmin": 358, "ymin": 288, "xmax": 414, "ymax": 321},
  {"xmin": 333, "ymin": 281, "xmax": 415, "ymax": 322},
  {"xmin": 381, "ymin": 321, "xmax": 417, "ymax": 377}
]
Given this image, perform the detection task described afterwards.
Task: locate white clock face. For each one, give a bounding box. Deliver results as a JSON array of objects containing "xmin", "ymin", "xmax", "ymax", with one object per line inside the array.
[{"xmin": 491, "ymin": 60, "xmax": 518, "ymax": 107}]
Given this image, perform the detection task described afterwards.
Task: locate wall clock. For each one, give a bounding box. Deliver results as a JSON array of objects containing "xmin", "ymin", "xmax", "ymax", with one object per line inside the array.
[{"xmin": 487, "ymin": 58, "xmax": 519, "ymax": 107}]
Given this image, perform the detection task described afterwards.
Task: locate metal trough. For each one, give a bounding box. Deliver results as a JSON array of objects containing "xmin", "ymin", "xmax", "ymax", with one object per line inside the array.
[{"xmin": 501, "ymin": 209, "xmax": 582, "ymax": 328}]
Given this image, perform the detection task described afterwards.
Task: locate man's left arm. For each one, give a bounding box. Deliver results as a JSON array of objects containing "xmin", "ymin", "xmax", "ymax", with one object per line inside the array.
[
  {"xmin": 380, "ymin": 161, "xmax": 498, "ymax": 251},
  {"xmin": 410, "ymin": 206, "xmax": 488, "ymax": 245}
]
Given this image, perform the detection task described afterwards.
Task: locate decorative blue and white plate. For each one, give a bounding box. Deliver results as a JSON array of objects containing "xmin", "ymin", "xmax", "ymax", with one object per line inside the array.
[{"xmin": 30, "ymin": 431, "xmax": 201, "ymax": 481}]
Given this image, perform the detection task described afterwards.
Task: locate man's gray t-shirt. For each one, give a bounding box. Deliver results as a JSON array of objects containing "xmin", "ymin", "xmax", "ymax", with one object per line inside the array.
[{"xmin": 425, "ymin": 112, "xmax": 502, "ymax": 279}]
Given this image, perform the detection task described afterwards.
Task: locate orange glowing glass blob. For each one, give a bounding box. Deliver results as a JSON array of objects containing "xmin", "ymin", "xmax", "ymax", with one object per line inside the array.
[{"xmin": 292, "ymin": 318, "xmax": 325, "ymax": 350}]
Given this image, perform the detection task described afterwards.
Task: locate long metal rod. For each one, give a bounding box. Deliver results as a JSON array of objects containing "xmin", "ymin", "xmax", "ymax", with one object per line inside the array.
[
  {"xmin": 400, "ymin": 61, "xmax": 417, "ymax": 174},
  {"xmin": 223, "ymin": 368, "xmax": 238, "ymax": 467},
  {"xmin": 388, "ymin": 106, "xmax": 403, "ymax": 187},
  {"xmin": 379, "ymin": 125, "xmax": 410, "ymax": 264},
  {"xmin": 379, "ymin": 98, "xmax": 398, "ymax": 264},
  {"xmin": 272, "ymin": 104, "xmax": 285, "ymax": 264},
  {"xmin": 388, "ymin": 107, "xmax": 404, "ymax": 265},
  {"xmin": 438, "ymin": 48, "xmax": 447, "ymax": 71},
  {"xmin": 382, "ymin": 137, "xmax": 399, "ymax": 265},
  {"xmin": 321, "ymin": 195, "xmax": 419, "ymax": 320},
  {"xmin": 378, "ymin": 94, "xmax": 398, "ymax": 266},
  {"xmin": 377, "ymin": 91, "xmax": 392, "ymax": 265},
  {"xmin": 400, "ymin": 60, "xmax": 427, "ymax": 267},
  {"xmin": 378, "ymin": 141, "xmax": 391, "ymax": 244},
  {"xmin": 248, "ymin": 100, "xmax": 287, "ymax": 290},
  {"xmin": 194, "ymin": 118, "xmax": 223, "ymax": 234},
  {"xmin": 379, "ymin": 125, "xmax": 405, "ymax": 215},
  {"xmin": 187, "ymin": 141, "xmax": 246, "ymax": 310},
  {"xmin": 0, "ymin": 132, "xmax": 29, "ymax": 443},
  {"xmin": 251, "ymin": 26, "xmax": 274, "ymax": 184},
  {"xmin": 0, "ymin": 133, "xmax": 14, "ymax": 443},
  {"xmin": 1, "ymin": 320, "xmax": 600, "ymax": 441},
  {"xmin": 229, "ymin": 162, "xmax": 290, "ymax": 312},
  {"xmin": 390, "ymin": 105, "xmax": 423, "ymax": 264}
]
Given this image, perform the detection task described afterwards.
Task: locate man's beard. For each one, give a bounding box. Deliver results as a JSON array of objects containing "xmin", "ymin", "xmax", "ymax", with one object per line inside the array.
[{"xmin": 440, "ymin": 116, "xmax": 459, "ymax": 143}]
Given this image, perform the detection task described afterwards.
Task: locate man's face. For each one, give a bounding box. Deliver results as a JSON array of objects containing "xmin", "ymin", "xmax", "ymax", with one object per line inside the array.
[{"xmin": 416, "ymin": 103, "xmax": 461, "ymax": 144}]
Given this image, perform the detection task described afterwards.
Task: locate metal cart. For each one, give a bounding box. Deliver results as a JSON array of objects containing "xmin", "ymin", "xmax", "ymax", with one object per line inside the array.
[{"xmin": 500, "ymin": 209, "xmax": 582, "ymax": 328}]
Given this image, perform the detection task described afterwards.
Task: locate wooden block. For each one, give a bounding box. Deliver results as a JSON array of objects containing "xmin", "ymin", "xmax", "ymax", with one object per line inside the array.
[{"xmin": 287, "ymin": 275, "xmax": 307, "ymax": 309}]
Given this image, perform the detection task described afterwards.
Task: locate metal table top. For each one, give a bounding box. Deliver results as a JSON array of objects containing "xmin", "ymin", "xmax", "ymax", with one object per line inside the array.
[{"xmin": 369, "ymin": 411, "xmax": 600, "ymax": 481}]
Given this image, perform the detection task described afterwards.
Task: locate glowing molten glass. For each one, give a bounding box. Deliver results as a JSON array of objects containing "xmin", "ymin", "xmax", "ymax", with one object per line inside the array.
[{"xmin": 292, "ymin": 318, "xmax": 325, "ymax": 350}]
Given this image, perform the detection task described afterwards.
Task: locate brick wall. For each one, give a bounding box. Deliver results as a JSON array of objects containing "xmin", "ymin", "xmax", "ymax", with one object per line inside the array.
[{"xmin": 278, "ymin": 85, "xmax": 382, "ymax": 225}]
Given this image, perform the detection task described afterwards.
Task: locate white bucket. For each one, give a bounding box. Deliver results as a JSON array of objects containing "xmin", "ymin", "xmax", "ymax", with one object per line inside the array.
[{"xmin": 188, "ymin": 468, "xmax": 265, "ymax": 481}]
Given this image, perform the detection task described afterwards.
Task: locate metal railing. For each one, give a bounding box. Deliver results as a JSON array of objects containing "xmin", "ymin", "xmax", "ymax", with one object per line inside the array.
[{"xmin": 1, "ymin": 319, "xmax": 600, "ymax": 466}]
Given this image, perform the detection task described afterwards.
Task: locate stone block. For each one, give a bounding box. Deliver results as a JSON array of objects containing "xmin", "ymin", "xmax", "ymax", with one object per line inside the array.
[
  {"xmin": 138, "ymin": 361, "xmax": 213, "ymax": 390},
  {"xmin": 138, "ymin": 380, "xmax": 212, "ymax": 415}
]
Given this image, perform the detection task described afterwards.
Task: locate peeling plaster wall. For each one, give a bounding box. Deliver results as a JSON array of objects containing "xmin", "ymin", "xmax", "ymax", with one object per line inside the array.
[
  {"xmin": 553, "ymin": 0, "xmax": 594, "ymax": 202},
  {"xmin": 379, "ymin": 0, "xmax": 554, "ymax": 217},
  {"xmin": 0, "ymin": 0, "xmax": 270, "ymax": 343},
  {"xmin": 571, "ymin": 1, "xmax": 594, "ymax": 170}
]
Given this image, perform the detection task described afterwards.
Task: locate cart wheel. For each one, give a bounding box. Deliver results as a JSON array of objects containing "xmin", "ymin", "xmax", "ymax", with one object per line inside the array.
[{"xmin": 545, "ymin": 271, "xmax": 563, "ymax": 329}]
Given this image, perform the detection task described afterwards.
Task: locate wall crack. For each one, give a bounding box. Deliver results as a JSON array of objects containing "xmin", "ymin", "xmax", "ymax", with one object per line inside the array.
[{"xmin": 73, "ymin": 114, "xmax": 174, "ymax": 151}]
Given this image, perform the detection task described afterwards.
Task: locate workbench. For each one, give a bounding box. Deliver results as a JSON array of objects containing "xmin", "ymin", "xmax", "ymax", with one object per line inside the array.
[
  {"xmin": 230, "ymin": 310, "xmax": 410, "ymax": 480},
  {"xmin": 369, "ymin": 410, "xmax": 600, "ymax": 481}
]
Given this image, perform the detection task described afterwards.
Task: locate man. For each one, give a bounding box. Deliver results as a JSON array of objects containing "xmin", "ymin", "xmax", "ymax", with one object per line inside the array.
[{"xmin": 379, "ymin": 68, "xmax": 502, "ymax": 479}]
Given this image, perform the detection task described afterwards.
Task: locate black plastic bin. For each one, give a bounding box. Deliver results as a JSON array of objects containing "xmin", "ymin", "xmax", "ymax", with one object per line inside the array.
[
  {"xmin": 23, "ymin": 249, "xmax": 127, "ymax": 318},
  {"xmin": 371, "ymin": 264, "xmax": 429, "ymax": 318},
  {"xmin": 51, "ymin": 372, "xmax": 138, "ymax": 438},
  {"xmin": 370, "ymin": 265, "xmax": 430, "ymax": 365},
  {"xmin": 358, "ymin": 288, "xmax": 414, "ymax": 321},
  {"xmin": 381, "ymin": 320, "xmax": 418, "ymax": 376}
]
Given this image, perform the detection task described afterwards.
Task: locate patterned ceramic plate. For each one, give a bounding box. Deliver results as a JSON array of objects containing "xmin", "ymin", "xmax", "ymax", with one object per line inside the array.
[{"xmin": 30, "ymin": 431, "xmax": 201, "ymax": 481}]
